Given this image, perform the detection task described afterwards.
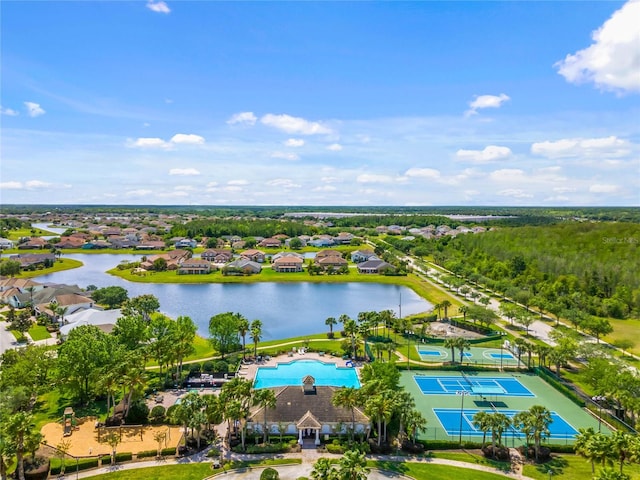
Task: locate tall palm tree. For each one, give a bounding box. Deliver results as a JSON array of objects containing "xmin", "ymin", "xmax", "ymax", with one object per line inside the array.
[
  {"xmin": 610, "ymin": 430, "xmax": 633, "ymax": 474},
  {"xmin": 311, "ymin": 458, "xmax": 337, "ymax": 480},
  {"xmin": 405, "ymin": 409, "xmax": 428, "ymax": 445},
  {"xmin": 574, "ymin": 427, "xmax": 597, "ymax": 474},
  {"xmin": 236, "ymin": 314, "xmax": 250, "ymax": 360},
  {"xmin": 472, "ymin": 411, "xmax": 493, "ymax": 449},
  {"xmin": 332, "ymin": 387, "xmax": 361, "ymax": 442},
  {"xmin": 250, "ymin": 320, "xmax": 262, "ymax": 358},
  {"xmin": 458, "ymin": 305, "xmax": 469, "ymax": 322},
  {"xmin": 174, "ymin": 316, "xmax": 196, "ymax": 378},
  {"xmin": 433, "ymin": 303, "xmax": 443, "ymax": 320},
  {"xmin": 325, "ymin": 317, "xmax": 337, "ymax": 337},
  {"xmin": 343, "ymin": 319, "xmax": 358, "ymax": 359},
  {"xmin": 253, "ymin": 388, "xmax": 277, "ymax": 443},
  {"xmin": 121, "ymin": 361, "xmax": 146, "ymax": 419},
  {"xmin": 488, "ymin": 412, "xmax": 511, "ymax": 458},
  {"xmin": 441, "ymin": 300, "xmax": 452, "ymax": 320},
  {"xmin": 521, "ymin": 405, "xmax": 552, "ymax": 461},
  {"xmin": 455, "ymin": 337, "xmax": 471, "ymax": 364},
  {"xmin": 444, "ymin": 337, "xmax": 457, "ymax": 363}
]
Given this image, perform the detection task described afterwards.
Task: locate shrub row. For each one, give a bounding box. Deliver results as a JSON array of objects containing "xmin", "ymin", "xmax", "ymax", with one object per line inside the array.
[
  {"xmin": 49, "ymin": 458, "xmax": 99, "ymax": 475},
  {"xmin": 419, "ymin": 439, "xmax": 483, "ymax": 450},
  {"xmin": 232, "ymin": 442, "xmax": 291, "ymax": 454},
  {"xmin": 535, "ymin": 367, "xmax": 585, "ymax": 407}
]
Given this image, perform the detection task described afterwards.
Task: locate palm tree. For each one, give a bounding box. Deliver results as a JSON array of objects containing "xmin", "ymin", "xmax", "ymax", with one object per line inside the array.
[
  {"xmin": 372, "ymin": 342, "xmax": 385, "ymax": 361},
  {"xmin": 325, "ymin": 317, "xmax": 337, "ymax": 337},
  {"xmin": 472, "ymin": 411, "xmax": 493, "ymax": 448},
  {"xmin": 514, "ymin": 337, "xmax": 527, "ymax": 369},
  {"xmin": 343, "ymin": 319, "xmax": 358, "ymax": 359},
  {"xmin": 609, "ymin": 431, "xmax": 633, "ymax": 474},
  {"xmin": 121, "ymin": 361, "xmax": 146, "ymax": 419},
  {"xmin": 338, "ymin": 449, "xmax": 370, "ymax": 480},
  {"xmin": 405, "ymin": 409, "xmax": 428, "ymax": 445},
  {"xmin": 311, "ymin": 457, "xmax": 337, "ymax": 480},
  {"xmin": 253, "ymin": 388, "xmax": 277, "ymax": 443},
  {"xmin": 458, "ymin": 305, "xmax": 469, "ymax": 322},
  {"xmin": 433, "ymin": 303, "xmax": 443, "ymax": 320},
  {"xmin": 236, "ymin": 314, "xmax": 250, "ymax": 360},
  {"xmin": 455, "ymin": 337, "xmax": 470, "ymax": 364},
  {"xmin": 575, "ymin": 427, "xmax": 597, "ymax": 474},
  {"xmin": 365, "ymin": 391, "xmax": 395, "ymax": 446},
  {"xmin": 332, "ymin": 387, "xmax": 361, "ymax": 442},
  {"xmin": 488, "ymin": 412, "xmax": 510, "ymax": 458},
  {"xmin": 444, "ymin": 337, "xmax": 457, "ymax": 363},
  {"xmin": 250, "ymin": 320, "xmax": 262, "ymax": 358},
  {"xmin": 441, "ymin": 300, "xmax": 452, "ymax": 320}
]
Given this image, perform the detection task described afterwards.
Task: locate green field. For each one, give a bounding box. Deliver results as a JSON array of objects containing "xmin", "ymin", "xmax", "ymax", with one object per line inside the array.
[{"xmin": 12, "ymin": 258, "xmax": 83, "ymax": 278}]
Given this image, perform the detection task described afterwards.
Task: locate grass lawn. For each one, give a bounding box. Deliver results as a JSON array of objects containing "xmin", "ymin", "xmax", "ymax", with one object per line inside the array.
[
  {"xmin": 33, "ymin": 388, "xmax": 108, "ymax": 429},
  {"xmin": 5, "ymin": 227, "xmax": 58, "ymax": 240},
  {"xmin": 604, "ymin": 317, "xmax": 640, "ymax": 357},
  {"xmin": 429, "ymin": 451, "xmax": 511, "ymax": 472},
  {"xmin": 371, "ymin": 460, "xmax": 512, "ymax": 479},
  {"xmin": 523, "ymin": 453, "xmax": 640, "ymax": 480},
  {"xmin": 14, "ymin": 258, "xmax": 83, "ymax": 278},
  {"xmin": 28, "ymin": 324, "xmax": 51, "ymax": 341},
  {"xmin": 81, "ymin": 459, "xmax": 301, "ymax": 479}
]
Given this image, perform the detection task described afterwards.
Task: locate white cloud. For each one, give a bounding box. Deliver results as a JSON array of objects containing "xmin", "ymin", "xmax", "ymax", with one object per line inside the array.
[
  {"xmin": 0, "ymin": 181, "xmax": 23, "ymax": 189},
  {"xmin": 356, "ymin": 174, "xmax": 395, "ymax": 183},
  {"xmin": 404, "ymin": 168, "xmax": 441, "ymax": 180},
  {"xmin": 326, "ymin": 143, "xmax": 343, "ymax": 151},
  {"xmin": 1, "ymin": 106, "xmax": 19, "ymax": 116},
  {"xmin": 266, "ymin": 178, "xmax": 301, "ymax": 188},
  {"xmin": 227, "ymin": 111, "xmax": 257, "ymax": 126},
  {"xmin": 465, "ymin": 93, "xmax": 510, "ymax": 116},
  {"xmin": 313, "ymin": 185, "xmax": 337, "ymax": 192},
  {"xmin": 531, "ymin": 136, "xmax": 631, "ymax": 158},
  {"xmin": 456, "ymin": 145, "xmax": 512, "ymax": 163},
  {"xmin": 498, "ymin": 189, "xmax": 534, "ymax": 198},
  {"xmin": 129, "ymin": 137, "xmax": 170, "ymax": 149},
  {"xmin": 228, "ymin": 179, "xmax": 249, "ymax": 186},
  {"xmin": 146, "ymin": 1, "xmax": 170, "ymax": 14},
  {"xmin": 206, "ymin": 181, "xmax": 219, "ymax": 188},
  {"xmin": 125, "ymin": 189, "xmax": 153, "ymax": 197},
  {"xmin": 261, "ymin": 113, "xmax": 332, "ymax": 135},
  {"xmin": 489, "ymin": 169, "xmax": 526, "ymax": 182},
  {"xmin": 25, "ymin": 180, "xmax": 52, "ymax": 189},
  {"xmin": 284, "ymin": 138, "xmax": 305, "ymax": 147},
  {"xmin": 321, "ymin": 176, "xmax": 343, "ymax": 184},
  {"xmin": 555, "ymin": 0, "xmax": 640, "ymax": 93},
  {"xmin": 169, "ymin": 168, "xmax": 201, "ymax": 176},
  {"xmin": 170, "ymin": 133, "xmax": 205, "ymax": 145},
  {"xmin": 589, "ymin": 184, "xmax": 620, "ymax": 193},
  {"xmin": 270, "ymin": 151, "xmax": 299, "ymax": 161},
  {"xmin": 24, "ymin": 101, "xmax": 45, "ymax": 117}
]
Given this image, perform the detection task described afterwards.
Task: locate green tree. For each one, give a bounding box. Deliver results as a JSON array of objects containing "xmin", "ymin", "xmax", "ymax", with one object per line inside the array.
[
  {"xmin": 337, "ymin": 449, "xmax": 369, "ymax": 480},
  {"xmin": 208, "ymin": 312, "xmax": 241, "ymax": 359},
  {"xmin": 253, "ymin": 388, "xmax": 277, "ymax": 443},
  {"xmin": 5, "ymin": 411, "xmax": 36, "ymax": 480},
  {"xmin": 583, "ymin": 316, "xmax": 614, "ymax": 343},
  {"xmin": 0, "ymin": 259, "xmax": 21, "ymax": 277},
  {"xmin": 147, "ymin": 314, "xmax": 177, "ymax": 376},
  {"xmin": 250, "ymin": 319, "xmax": 263, "ymax": 357},
  {"xmin": 173, "ymin": 316, "xmax": 196, "ymax": 378},
  {"xmin": 112, "ymin": 314, "xmax": 148, "ymax": 350},
  {"xmin": 121, "ymin": 294, "xmax": 160, "ymax": 322},
  {"xmin": 325, "ymin": 316, "xmax": 337, "ymax": 337},
  {"xmin": 10, "ymin": 311, "xmax": 31, "ymax": 342},
  {"xmin": 332, "ymin": 387, "xmax": 361, "ymax": 442},
  {"xmin": 472, "ymin": 411, "xmax": 493, "ymax": 448},
  {"xmin": 311, "ymin": 457, "xmax": 337, "ymax": 480},
  {"xmin": 92, "ymin": 286, "xmax": 129, "ymax": 309},
  {"xmin": 236, "ymin": 314, "xmax": 250, "ymax": 360}
]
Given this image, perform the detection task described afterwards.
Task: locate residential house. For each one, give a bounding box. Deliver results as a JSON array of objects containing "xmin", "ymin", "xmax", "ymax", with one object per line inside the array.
[
  {"xmin": 178, "ymin": 259, "xmax": 213, "ymax": 275},
  {"xmin": 272, "ymin": 255, "xmax": 304, "ymax": 273},
  {"xmin": 9, "ymin": 253, "xmax": 56, "ymax": 269},
  {"xmin": 350, "ymin": 250, "xmax": 378, "ymax": 263},
  {"xmin": 0, "ymin": 238, "xmax": 14, "ymax": 249},
  {"xmin": 247, "ymin": 376, "xmax": 369, "ymax": 445},
  {"xmin": 315, "ymin": 250, "xmax": 348, "ymax": 270},
  {"xmin": 333, "ymin": 232, "xmax": 355, "ymax": 245},
  {"xmin": 223, "ymin": 258, "xmax": 262, "ymax": 275},
  {"xmin": 59, "ymin": 308, "xmax": 122, "ymax": 338},
  {"xmin": 240, "ymin": 249, "xmax": 266, "ymax": 263},
  {"xmin": 201, "ymin": 249, "xmax": 233, "ymax": 263},
  {"xmin": 82, "ymin": 240, "xmax": 111, "ymax": 250},
  {"xmin": 174, "ymin": 238, "xmax": 198, "ymax": 249},
  {"xmin": 17, "ymin": 237, "xmax": 49, "ymax": 249},
  {"xmin": 258, "ymin": 237, "xmax": 282, "ymax": 248},
  {"xmin": 0, "ymin": 278, "xmax": 45, "ymax": 308},
  {"xmin": 56, "ymin": 236, "xmax": 86, "ymax": 249},
  {"xmin": 308, "ymin": 236, "xmax": 334, "ymax": 247},
  {"xmin": 140, "ymin": 249, "xmax": 191, "ymax": 271},
  {"xmin": 36, "ymin": 292, "xmax": 95, "ymax": 319},
  {"xmin": 356, "ymin": 259, "xmax": 395, "ymax": 275},
  {"xmin": 136, "ymin": 240, "xmax": 166, "ymax": 250}
]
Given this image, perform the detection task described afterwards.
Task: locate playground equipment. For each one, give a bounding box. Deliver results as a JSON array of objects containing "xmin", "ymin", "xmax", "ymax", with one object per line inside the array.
[{"xmin": 63, "ymin": 407, "xmax": 75, "ymax": 437}]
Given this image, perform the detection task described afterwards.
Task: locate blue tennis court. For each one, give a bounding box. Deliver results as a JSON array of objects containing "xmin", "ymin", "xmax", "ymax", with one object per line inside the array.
[
  {"xmin": 489, "ymin": 352, "xmax": 514, "ymax": 359},
  {"xmin": 414, "ymin": 375, "xmax": 535, "ymax": 397},
  {"xmin": 433, "ymin": 408, "xmax": 579, "ymax": 439}
]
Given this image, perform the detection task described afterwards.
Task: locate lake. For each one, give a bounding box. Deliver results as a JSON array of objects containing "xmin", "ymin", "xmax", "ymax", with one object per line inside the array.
[{"xmin": 35, "ymin": 254, "xmax": 433, "ymax": 340}]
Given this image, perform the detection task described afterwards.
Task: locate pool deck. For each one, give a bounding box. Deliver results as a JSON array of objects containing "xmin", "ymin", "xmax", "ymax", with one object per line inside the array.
[{"xmin": 236, "ymin": 351, "xmax": 357, "ymax": 383}]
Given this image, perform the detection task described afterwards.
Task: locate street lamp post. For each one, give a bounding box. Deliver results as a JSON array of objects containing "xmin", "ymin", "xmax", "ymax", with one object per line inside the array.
[{"xmin": 457, "ymin": 390, "xmax": 470, "ymax": 446}]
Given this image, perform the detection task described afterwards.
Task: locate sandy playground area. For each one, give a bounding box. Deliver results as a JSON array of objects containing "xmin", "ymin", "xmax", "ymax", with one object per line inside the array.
[{"xmin": 41, "ymin": 417, "xmax": 183, "ymax": 457}]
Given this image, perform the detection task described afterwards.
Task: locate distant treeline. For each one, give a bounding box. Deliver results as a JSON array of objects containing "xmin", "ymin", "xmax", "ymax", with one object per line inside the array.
[
  {"xmin": 426, "ymin": 222, "xmax": 640, "ymax": 319},
  {"xmin": 2, "ymin": 205, "xmax": 639, "ymax": 223}
]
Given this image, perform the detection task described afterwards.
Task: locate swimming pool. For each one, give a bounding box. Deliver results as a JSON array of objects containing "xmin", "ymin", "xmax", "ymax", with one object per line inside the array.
[{"xmin": 254, "ymin": 359, "xmax": 361, "ymax": 389}]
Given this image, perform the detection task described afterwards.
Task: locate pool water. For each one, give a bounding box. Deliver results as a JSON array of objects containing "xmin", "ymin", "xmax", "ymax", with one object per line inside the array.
[{"xmin": 254, "ymin": 359, "xmax": 361, "ymax": 389}]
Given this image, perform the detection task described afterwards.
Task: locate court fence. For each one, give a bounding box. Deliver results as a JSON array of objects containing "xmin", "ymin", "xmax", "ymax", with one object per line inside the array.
[{"xmin": 417, "ymin": 428, "xmax": 578, "ymax": 446}]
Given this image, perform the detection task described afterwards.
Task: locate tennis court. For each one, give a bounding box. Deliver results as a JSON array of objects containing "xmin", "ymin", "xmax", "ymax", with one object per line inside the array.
[
  {"xmin": 414, "ymin": 374, "xmax": 535, "ymax": 397},
  {"xmin": 415, "ymin": 346, "xmax": 521, "ymax": 366},
  {"xmin": 433, "ymin": 408, "xmax": 579, "ymax": 440}
]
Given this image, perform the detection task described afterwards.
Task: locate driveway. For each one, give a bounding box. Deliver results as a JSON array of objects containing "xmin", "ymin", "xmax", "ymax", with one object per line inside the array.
[{"xmin": 0, "ymin": 321, "xmax": 18, "ymax": 355}]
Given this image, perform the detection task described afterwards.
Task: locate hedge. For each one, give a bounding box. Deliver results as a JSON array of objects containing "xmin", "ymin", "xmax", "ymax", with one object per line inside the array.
[
  {"xmin": 535, "ymin": 367, "xmax": 585, "ymax": 407},
  {"xmin": 419, "ymin": 440, "xmax": 483, "ymax": 450},
  {"xmin": 49, "ymin": 457, "xmax": 99, "ymax": 475},
  {"xmin": 161, "ymin": 447, "xmax": 177, "ymax": 456},
  {"xmin": 136, "ymin": 449, "xmax": 158, "ymax": 459}
]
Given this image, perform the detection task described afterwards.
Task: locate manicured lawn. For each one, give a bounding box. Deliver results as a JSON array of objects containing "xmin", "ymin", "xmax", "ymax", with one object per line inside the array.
[
  {"xmin": 14, "ymin": 258, "xmax": 83, "ymax": 278},
  {"xmin": 33, "ymin": 388, "xmax": 108, "ymax": 429},
  {"xmin": 371, "ymin": 460, "xmax": 512, "ymax": 479},
  {"xmin": 604, "ymin": 317, "xmax": 640, "ymax": 357},
  {"xmin": 523, "ymin": 453, "xmax": 640, "ymax": 480},
  {"xmin": 430, "ymin": 451, "xmax": 510, "ymax": 471},
  {"xmin": 5, "ymin": 227, "xmax": 58, "ymax": 240},
  {"xmin": 28, "ymin": 324, "xmax": 52, "ymax": 341},
  {"xmin": 9, "ymin": 329, "xmax": 28, "ymax": 342}
]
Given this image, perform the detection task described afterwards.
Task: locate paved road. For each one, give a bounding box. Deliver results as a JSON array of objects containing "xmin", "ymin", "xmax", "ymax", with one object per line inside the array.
[{"xmin": 0, "ymin": 321, "xmax": 18, "ymax": 355}]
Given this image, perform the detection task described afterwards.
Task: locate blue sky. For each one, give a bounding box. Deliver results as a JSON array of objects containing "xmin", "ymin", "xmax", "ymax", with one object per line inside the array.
[{"xmin": 1, "ymin": 1, "xmax": 639, "ymax": 206}]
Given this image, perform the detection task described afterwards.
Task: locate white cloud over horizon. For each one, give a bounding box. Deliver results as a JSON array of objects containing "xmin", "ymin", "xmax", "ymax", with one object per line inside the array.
[
  {"xmin": 456, "ymin": 145, "xmax": 512, "ymax": 163},
  {"xmin": 128, "ymin": 133, "xmax": 205, "ymax": 149},
  {"xmin": 555, "ymin": 0, "xmax": 640, "ymax": 94},
  {"xmin": 465, "ymin": 94, "xmax": 510, "ymax": 116},
  {"xmin": 261, "ymin": 113, "xmax": 332, "ymax": 135},
  {"xmin": 146, "ymin": 1, "xmax": 170, "ymax": 14},
  {"xmin": 531, "ymin": 136, "xmax": 631, "ymax": 158},
  {"xmin": 24, "ymin": 102, "xmax": 45, "ymax": 117}
]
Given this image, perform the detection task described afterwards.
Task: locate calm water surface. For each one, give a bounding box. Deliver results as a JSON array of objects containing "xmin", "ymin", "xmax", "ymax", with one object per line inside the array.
[{"xmin": 36, "ymin": 254, "xmax": 432, "ymax": 340}]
